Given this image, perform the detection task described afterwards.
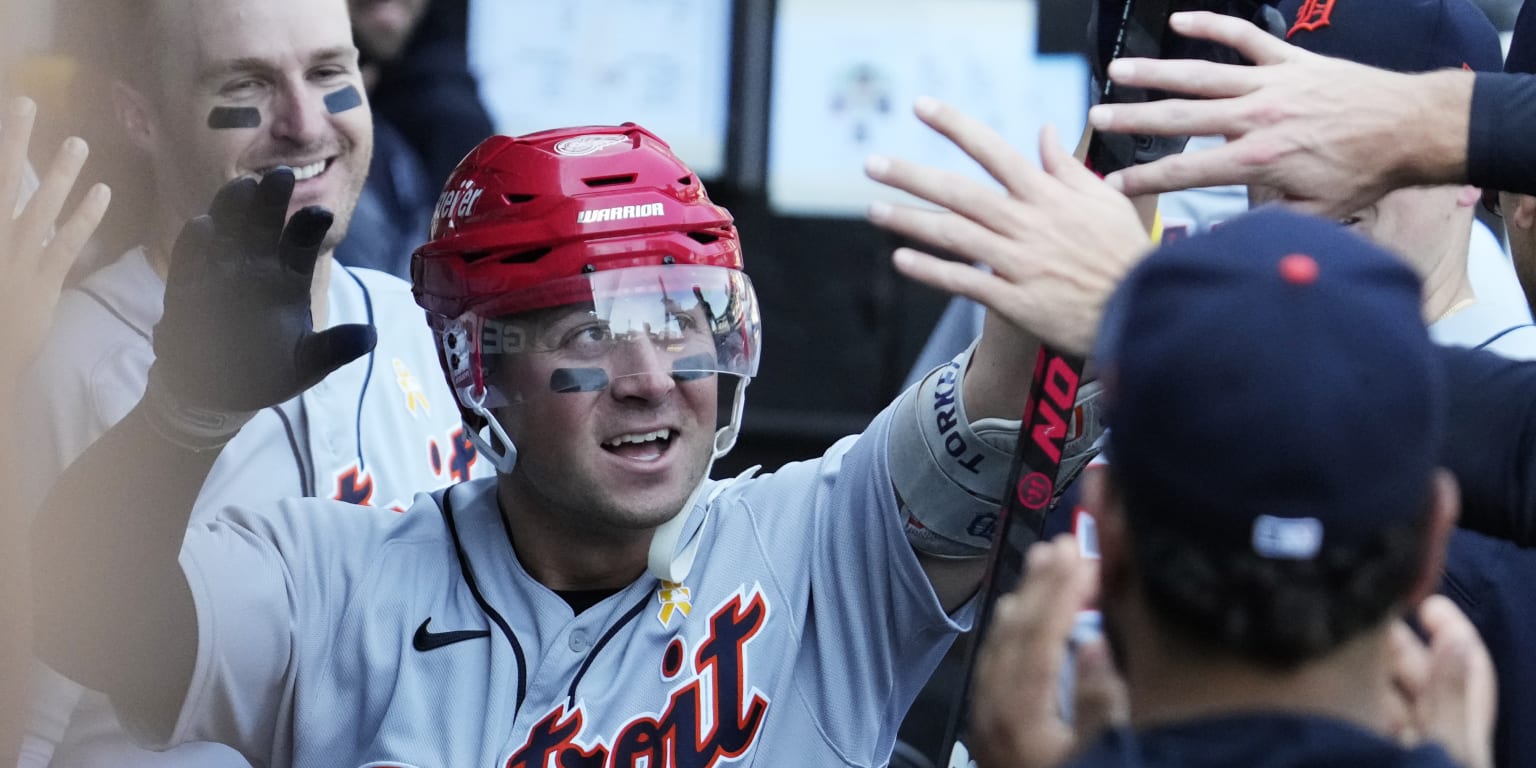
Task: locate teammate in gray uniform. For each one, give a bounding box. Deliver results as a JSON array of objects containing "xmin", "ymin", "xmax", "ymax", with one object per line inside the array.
[
  {"xmin": 17, "ymin": 0, "xmax": 483, "ymax": 766},
  {"xmin": 30, "ymin": 120, "xmax": 1040, "ymax": 767}
]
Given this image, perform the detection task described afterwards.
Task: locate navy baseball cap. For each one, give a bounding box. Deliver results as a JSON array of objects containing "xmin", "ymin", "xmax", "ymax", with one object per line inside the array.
[
  {"xmin": 1097, "ymin": 208, "xmax": 1444, "ymax": 561},
  {"xmin": 1507, "ymin": 1, "xmax": 1536, "ymax": 74},
  {"xmin": 1279, "ymin": 0, "xmax": 1502, "ymax": 73}
]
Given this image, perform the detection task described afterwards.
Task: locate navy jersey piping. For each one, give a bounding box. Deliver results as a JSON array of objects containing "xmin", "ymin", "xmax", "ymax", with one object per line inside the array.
[
  {"xmin": 441, "ymin": 484, "xmax": 528, "ymax": 712},
  {"xmin": 341, "ymin": 266, "xmax": 376, "ymax": 474},
  {"xmin": 273, "ymin": 406, "xmax": 314, "ymax": 496},
  {"xmin": 1476, "ymin": 323, "xmax": 1536, "ymax": 351},
  {"xmin": 83, "ymin": 285, "xmax": 312, "ymax": 491},
  {"xmin": 79, "ymin": 287, "xmax": 151, "ymax": 343}
]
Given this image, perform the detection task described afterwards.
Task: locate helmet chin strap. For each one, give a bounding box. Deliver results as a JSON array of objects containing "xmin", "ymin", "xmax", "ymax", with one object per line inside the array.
[
  {"xmin": 468, "ymin": 402, "xmax": 519, "ymax": 473},
  {"xmin": 646, "ymin": 377, "xmax": 756, "ymax": 583}
]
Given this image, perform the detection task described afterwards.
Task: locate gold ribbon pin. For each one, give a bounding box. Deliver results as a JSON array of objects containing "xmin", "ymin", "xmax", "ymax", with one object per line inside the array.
[{"xmin": 657, "ymin": 580, "xmax": 693, "ymax": 626}]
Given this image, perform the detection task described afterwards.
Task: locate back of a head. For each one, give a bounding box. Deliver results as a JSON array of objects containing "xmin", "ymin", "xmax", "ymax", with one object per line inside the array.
[
  {"xmin": 1097, "ymin": 208, "xmax": 1445, "ymax": 667},
  {"xmin": 1279, "ymin": 0, "xmax": 1502, "ymax": 72}
]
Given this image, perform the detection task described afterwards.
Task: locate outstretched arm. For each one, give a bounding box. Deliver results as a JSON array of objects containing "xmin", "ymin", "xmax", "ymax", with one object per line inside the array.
[
  {"xmin": 0, "ymin": 95, "xmax": 110, "ymax": 766},
  {"xmin": 30, "ymin": 170, "xmax": 373, "ymax": 741},
  {"xmin": 864, "ymin": 100, "xmax": 1151, "ymax": 611}
]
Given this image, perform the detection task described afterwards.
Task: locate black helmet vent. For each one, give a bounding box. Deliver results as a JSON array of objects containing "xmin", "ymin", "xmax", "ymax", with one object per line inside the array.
[
  {"xmin": 497, "ymin": 247, "xmax": 552, "ymax": 265},
  {"xmin": 583, "ymin": 174, "xmax": 637, "ymax": 188}
]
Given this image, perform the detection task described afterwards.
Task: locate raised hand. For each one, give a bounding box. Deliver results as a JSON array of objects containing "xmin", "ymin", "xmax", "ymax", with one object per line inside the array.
[
  {"xmin": 144, "ymin": 169, "xmax": 376, "ymax": 447},
  {"xmin": 0, "ymin": 94, "xmax": 111, "ymax": 765},
  {"xmin": 1387, "ymin": 596, "xmax": 1496, "ymax": 768},
  {"xmin": 1087, "ymin": 11, "xmax": 1469, "ymax": 218},
  {"xmin": 0, "ymin": 96, "xmax": 111, "ymax": 383},
  {"xmin": 968, "ymin": 536, "xmax": 1127, "ymax": 768},
  {"xmin": 865, "ymin": 98, "xmax": 1150, "ymax": 356}
]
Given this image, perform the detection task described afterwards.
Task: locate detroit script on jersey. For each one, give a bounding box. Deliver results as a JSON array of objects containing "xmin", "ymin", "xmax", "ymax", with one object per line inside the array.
[
  {"xmin": 362, "ymin": 590, "xmax": 771, "ymax": 768},
  {"xmin": 176, "ymin": 404, "xmax": 967, "ymax": 768}
]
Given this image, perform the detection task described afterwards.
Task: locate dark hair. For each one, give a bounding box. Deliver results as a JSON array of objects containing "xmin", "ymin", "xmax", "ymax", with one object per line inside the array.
[{"xmin": 1117, "ymin": 472, "xmax": 1433, "ymax": 669}]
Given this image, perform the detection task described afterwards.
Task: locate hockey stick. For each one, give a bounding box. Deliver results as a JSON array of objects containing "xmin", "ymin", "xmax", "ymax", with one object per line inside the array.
[
  {"xmin": 939, "ymin": 1, "xmax": 1231, "ymax": 763},
  {"xmin": 941, "ymin": 1, "xmax": 1286, "ymax": 761}
]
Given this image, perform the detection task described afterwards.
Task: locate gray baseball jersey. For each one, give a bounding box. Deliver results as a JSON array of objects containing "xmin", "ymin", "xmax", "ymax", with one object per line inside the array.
[
  {"xmin": 144, "ymin": 400, "xmax": 968, "ymax": 767},
  {"xmin": 18, "ymin": 246, "xmax": 487, "ymax": 768}
]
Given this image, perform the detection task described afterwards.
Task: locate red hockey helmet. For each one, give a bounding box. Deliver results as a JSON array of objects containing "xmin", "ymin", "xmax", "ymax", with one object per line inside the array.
[
  {"xmin": 414, "ymin": 123, "xmax": 748, "ymax": 319},
  {"xmin": 412, "ymin": 124, "xmax": 762, "ymax": 470}
]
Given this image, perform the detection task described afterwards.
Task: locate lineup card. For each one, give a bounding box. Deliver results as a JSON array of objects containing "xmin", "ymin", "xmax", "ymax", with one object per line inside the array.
[
  {"xmin": 768, "ymin": 0, "xmax": 1088, "ymax": 217},
  {"xmin": 468, "ymin": 0, "xmax": 734, "ymax": 180}
]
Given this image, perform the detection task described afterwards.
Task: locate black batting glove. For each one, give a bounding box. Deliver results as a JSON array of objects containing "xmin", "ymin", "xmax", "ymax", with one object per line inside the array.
[{"xmin": 144, "ymin": 169, "xmax": 377, "ymax": 449}]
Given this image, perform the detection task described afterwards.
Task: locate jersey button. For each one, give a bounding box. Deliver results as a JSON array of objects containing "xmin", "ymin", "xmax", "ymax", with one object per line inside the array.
[{"xmin": 569, "ymin": 631, "xmax": 590, "ymax": 653}]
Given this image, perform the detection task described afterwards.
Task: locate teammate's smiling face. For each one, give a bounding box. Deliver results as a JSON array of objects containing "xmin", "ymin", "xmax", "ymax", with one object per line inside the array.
[
  {"xmin": 494, "ymin": 305, "xmax": 721, "ymax": 536},
  {"xmin": 131, "ymin": 0, "xmax": 373, "ymax": 253}
]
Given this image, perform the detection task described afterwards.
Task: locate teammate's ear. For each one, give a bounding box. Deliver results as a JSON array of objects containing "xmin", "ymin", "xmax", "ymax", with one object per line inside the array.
[
  {"xmin": 1455, "ymin": 185, "xmax": 1481, "ymax": 208},
  {"xmin": 1404, "ymin": 468, "xmax": 1459, "ymax": 607},
  {"xmin": 112, "ymin": 79, "xmax": 159, "ymax": 153},
  {"xmin": 1083, "ymin": 469, "xmax": 1126, "ymax": 600}
]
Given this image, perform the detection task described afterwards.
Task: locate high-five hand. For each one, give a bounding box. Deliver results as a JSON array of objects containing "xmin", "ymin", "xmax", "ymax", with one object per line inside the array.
[
  {"xmin": 145, "ymin": 169, "xmax": 376, "ymax": 448},
  {"xmin": 0, "ymin": 96, "xmax": 111, "ymax": 379},
  {"xmin": 866, "ymin": 98, "xmax": 1149, "ymax": 356}
]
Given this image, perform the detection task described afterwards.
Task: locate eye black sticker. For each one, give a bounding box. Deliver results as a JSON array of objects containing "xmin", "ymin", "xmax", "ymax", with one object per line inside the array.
[
  {"xmin": 206, "ymin": 106, "xmax": 261, "ymax": 129},
  {"xmin": 324, "ymin": 85, "xmax": 363, "ymax": 114},
  {"xmin": 550, "ymin": 368, "xmax": 610, "ymax": 393}
]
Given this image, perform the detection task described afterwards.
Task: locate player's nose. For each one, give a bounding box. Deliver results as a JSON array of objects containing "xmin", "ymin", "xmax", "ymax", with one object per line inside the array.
[
  {"xmin": 268, "ymin": 82, "xmax": 329, "ymax": 146},
  {"xmin": 608, "ymin": 339, "xmax": 676, "ymax": 402}
]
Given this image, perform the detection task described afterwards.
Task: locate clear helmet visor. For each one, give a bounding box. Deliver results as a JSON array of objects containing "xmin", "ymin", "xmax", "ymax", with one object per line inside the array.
[{"xmin": 469, "ymin": 265, "xmax": 760, "ymax": 409}]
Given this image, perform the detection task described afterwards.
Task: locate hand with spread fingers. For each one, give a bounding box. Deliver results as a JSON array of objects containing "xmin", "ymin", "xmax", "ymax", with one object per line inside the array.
[
  {"xmin": 968, "ymin": 535, "xmax": 1127, "ymax": 768},
  {"xmin": 1, "ymin": 92, "xmax": 112, "ymax": 768},
  {"xmin": 0, "ymin": 96, "xmax": 111, "ymax": 386},
  {"xmin": 145, "ymin": 169, "xmax": 377, "ymax": 448},
  {"xmin": 1387, "ymin": 596, "xmax": 1497, "ymax": 768},
  {"xmin": 1087, "ymin": 11, "xmax": 1471, "ymax": 218},
  {"xmin": 865, "ymin": 98, "xmax": 1149, "ymax": 357}
]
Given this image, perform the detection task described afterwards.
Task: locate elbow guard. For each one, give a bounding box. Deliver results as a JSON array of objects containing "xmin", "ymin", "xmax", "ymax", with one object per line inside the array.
[{"xmin": 890, "ymin": 345, "xmax": 1106, "ymax": 557}]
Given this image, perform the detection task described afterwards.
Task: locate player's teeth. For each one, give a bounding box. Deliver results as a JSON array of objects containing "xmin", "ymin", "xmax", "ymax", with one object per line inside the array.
[
  {"xmin": 292, "ymin": 161, "xmax": 326, "ymax": 181},
  {"xmin": 605, "ymin": 428, "xmax": 671, "ymax": 448}
]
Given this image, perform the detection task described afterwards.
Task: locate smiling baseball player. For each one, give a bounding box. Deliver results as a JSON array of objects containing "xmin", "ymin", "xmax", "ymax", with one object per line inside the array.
[
  {"xmin": 30, "ymin": 121, "xmax": 1037, "ymax": 767},
  {"xmin": 17, "ymin": 1, "xmax": 487, "ymax": 766}
]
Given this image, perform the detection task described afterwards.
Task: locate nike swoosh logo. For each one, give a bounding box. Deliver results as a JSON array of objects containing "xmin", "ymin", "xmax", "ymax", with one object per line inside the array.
[{"xmin": 412, "ymin": 618, "xmax": 490, "ymax": 652}]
